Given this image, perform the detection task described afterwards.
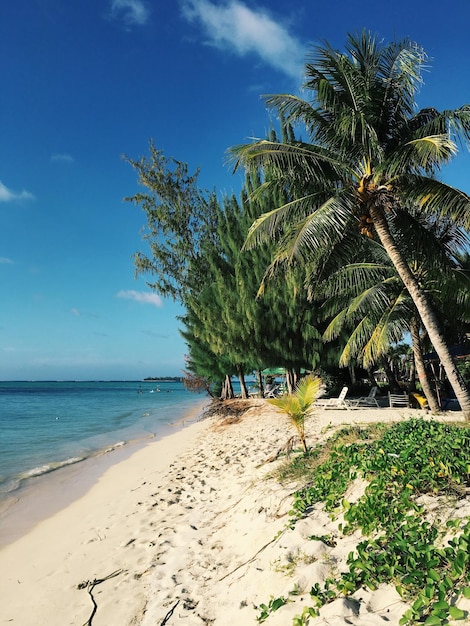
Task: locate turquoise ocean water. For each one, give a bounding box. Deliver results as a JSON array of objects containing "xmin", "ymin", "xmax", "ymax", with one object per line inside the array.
[{"xmin": 0, "ymin": 380, "xmax": 208, "ymax": 505}]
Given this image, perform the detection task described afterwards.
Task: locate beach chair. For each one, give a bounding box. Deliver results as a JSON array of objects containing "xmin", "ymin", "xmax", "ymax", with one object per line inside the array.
[
  {"xmin": 315, "ymin": 386, "xmax": 354, "ymax": 409},
  {"xmin": 409, "ymin": 392, "xmax": 429, "ymax": 410},
  {"xmin": 354, "ymin": 386, "xmax": 380, "ymax": 408},
  {"xmin": 264, "ymin": 384, "xmax": 280, "ymax": 398},
  {"xmin": 388, "ymin": 391, "xmax": 409, "ymax": 408}
]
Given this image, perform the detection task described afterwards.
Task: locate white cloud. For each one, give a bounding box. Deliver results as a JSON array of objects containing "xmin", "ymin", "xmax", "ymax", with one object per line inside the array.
[
  {"xmin": 117, "ymin": 290, "xmax": 163, "ymax": 307},
  {"xmin": 51, "ymin": 153, "xmax": 75, "ymax": 163},
  {"xmin": 0, "ymin": 257, "xmax": 13, "ymax": 264},
  {"xmin": 0, "ymin": 180, "xmax": 34, "ymax": 203},
  {"xmin": 70, "ymin": 307, "xmax": 100, "ymax": 318},
  {"xmin": 109, "ymin": 0, "xmax": 150, "ymax": 26},
  {"xmin": 181, "ymin": 0, "xmax": 304, "ymax": 79}
]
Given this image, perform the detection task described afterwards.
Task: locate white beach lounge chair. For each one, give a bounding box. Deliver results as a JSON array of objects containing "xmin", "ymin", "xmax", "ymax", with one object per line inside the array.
[
  {"xmin": 315, "ymin": 386, "xmax": 354, "ymax": 409},
  {"xmin": 354, "ymin": 386, "xmax": 380, "ymax": 408},
  {"xmin": 388, "ymin": 391, "xmax": 409, "ymax": 408},
  {"xmin": 264, "ymin": 384, "xmax": 280, "ymax": 398}
]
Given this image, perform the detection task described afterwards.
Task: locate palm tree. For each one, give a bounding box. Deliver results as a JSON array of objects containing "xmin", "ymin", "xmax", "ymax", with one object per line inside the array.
[
  {"xmin": 231, "ymin": 31, "xmax": 470, "ymax": 418},
  {"xmin": 319, "ymin": 210, "xmax": 470, "ymax": 411},
  {"xmin": 268, "ymin": 376, "xmax": 322, "ymax": 454},
  {"xmin": 318, "ymin": 247, "xmax": 440, "ymax": 410}
]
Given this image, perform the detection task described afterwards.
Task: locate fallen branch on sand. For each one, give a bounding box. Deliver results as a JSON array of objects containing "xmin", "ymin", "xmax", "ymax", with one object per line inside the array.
[
  {"xmin": 260, "ymin": 436, "xmax": 296, "ymax": 465},
  {"xmin": 160, "ymin": 599, "xmax": 180, "ymax": 625},
  {"xmin": 219, "ymin": 531, "xmax": 285, "ymax": 582},
  {"xmin": 78, "ymin": 569, "xmax": 122, "ymax": 626}
]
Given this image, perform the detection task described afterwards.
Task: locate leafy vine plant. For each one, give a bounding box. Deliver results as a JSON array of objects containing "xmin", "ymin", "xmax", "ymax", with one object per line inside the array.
[{"xmin": 262, "ymin": 419, "xmax": 470, "ymax": 625}]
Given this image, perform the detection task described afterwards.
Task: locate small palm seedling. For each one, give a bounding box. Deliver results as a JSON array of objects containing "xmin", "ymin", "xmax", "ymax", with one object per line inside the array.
[{"xmin": 269, "ymin": 376, "xmax": 322, "ymax": 454}]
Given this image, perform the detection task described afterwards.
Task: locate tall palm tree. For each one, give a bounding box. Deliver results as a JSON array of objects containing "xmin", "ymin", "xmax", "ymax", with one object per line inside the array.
[
  {"xmin": 231, "ymin": 31, "xmax": 470, "ymax": 418},
  {"xmin": 322, "ymin": 257, "xmax": 443, "ymax": 408},
  {"xmin": 318, "ymin": 211, "xmax": 470, "ymax": 410}
]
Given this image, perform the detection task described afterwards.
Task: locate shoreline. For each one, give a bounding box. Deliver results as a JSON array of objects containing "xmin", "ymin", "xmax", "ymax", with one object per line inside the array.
[
  {"xmin": 0, "ymin": 399, "xmax": 209, "ymax": 548},
  {"xmin": 0, "ymin": 411, "xmax": 213, "ymax": 626},
  {"xmin": 1, "ymin": 401, "xmax": 467, "ymax": 626}
]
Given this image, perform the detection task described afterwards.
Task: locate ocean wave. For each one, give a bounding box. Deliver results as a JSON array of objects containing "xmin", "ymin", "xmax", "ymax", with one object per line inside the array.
[
  {"xmin": 20, "ymin": 440, "xmax": 131, "ymax": 480},
  {"xmin": 103, "ymin": 441, "xmax": 125, "ymax": 453},
  {"xmin": 0, "ymin": 455, "xmax": 86, "ymax": 500},
  {"xmin": 20, "ymin": 456, "xmax": 86, "ymax": 479},
  {"xmin": 0, "ymin": 441, "xmax": 133, "ymax": 502}
]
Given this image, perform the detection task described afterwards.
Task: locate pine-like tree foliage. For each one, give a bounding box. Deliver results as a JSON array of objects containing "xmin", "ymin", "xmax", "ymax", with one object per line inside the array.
[
  {"xmin": 124, "ymin": 142, "xmax": 220, "ymax": 303},
  {"xmin": 126, "ymin": 141, "xmax": 324, "ymax": 392}
]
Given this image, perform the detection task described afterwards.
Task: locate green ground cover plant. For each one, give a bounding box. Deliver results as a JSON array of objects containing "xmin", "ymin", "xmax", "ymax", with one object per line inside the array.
[
  {"xmin": 255, "ymin": 596, "xmax": 288, "ymax": 623},
  {"xmin": 272, "ymin": 418, "xmax": 470, "ymax": 625}
]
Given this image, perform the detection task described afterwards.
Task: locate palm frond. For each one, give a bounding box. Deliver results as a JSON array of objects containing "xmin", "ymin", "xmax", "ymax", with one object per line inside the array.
[
  {"xmin": 322, "ymin": 308, "xmax": 350, "ymax": 342},
  {"xmin": 317, "ymin": 262, "xmax": 395, "ymax": 299},
  {"xmin": 269, "ymin": 376, "xmax": 322, "ymax": 453},
  {"xmin": 391, "ymin": 207, "xmax": 470, "ymax": 268},
  {"xmin": 269, "ymin": 394, "xmax": 299, "ymax": 414},
  {"xmin": 399, "ymin": 176, "xmax": 470, "ymax": 228},
  {"xmin": 268, "ymin": 192, "xmax": 356, "ymax": 266},
  {"xmin": 305, "ymin": 39, "xmax": 364, "ymax": 111},
  {"xmin": 262, "ymin": 94, "xmax": 324, "ymax": 133},
  {"xmin": 229, "ymin": 140, "xmax": 348, "ymax": 183},
  {"xmin": 339, "ymin": 316, "xmax": 376, "ymax": 366},
  {"xmin": 295, "ymin": 375, "xmax": 322, "ymax": 409},
  {"xmin": 446, "ymin": 105, "xmax": 470, "ymax": 146},
  {"xmin": 440, "ymin": 269, "xmax": 470, "ymax": 318},
  {"xmin": 407, "ymin": 108, "xmax": 448, "ymax": 138},
  {"xmin": 243, "ymin": 192, "xmax": 330, "ymax": 251},
  {"xmin": 379, "ymin": 41, "xmax": 427, "ymax": 121},
  {"xmin": 361, "ymin": 292, "xmax": 412, "ymax": 366},
  {"xmin": 394, "ymin": 106, "xmax": 470, "ymax": 160},
  {"xmin": 322, "ymin": 278, "xmax": 398, "ymax": 343},
  {"xmin": 349, "ymin": 282, "xmax": 396, "ymax": 317},
  {"xmin": 388, "ymin": 135, "xmax": 457, "ymax": 176}
]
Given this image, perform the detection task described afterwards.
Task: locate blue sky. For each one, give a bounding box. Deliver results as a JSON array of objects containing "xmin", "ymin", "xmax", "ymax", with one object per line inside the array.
[{"xmin": 1, "ymin": 0, "xmax": 470, "ymax": 380}]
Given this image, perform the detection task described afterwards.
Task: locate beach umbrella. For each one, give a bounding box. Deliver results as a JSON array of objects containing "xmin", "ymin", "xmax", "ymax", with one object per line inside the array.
[{"xmin": 261, "ymin": 367, "xmax": 285, "ymax": 377}]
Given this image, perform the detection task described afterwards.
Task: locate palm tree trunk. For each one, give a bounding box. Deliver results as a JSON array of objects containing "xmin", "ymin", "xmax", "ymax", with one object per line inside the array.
[
  {"xmin": 410, "ymin": 316, "xmax": 440, "ymax": 412},
  {"xmin": 370, "ymin": 205, "xmax": 470, "ymax": 419},
  {"xmin": 408, "ymin": 356, "xmax": 416, "ymax": 390}
]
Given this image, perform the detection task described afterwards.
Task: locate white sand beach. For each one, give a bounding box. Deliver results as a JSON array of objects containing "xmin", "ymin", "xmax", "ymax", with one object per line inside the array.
[{"xmin": 1, "ymin": 400, "xmax": 468, "ymax": 626}]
